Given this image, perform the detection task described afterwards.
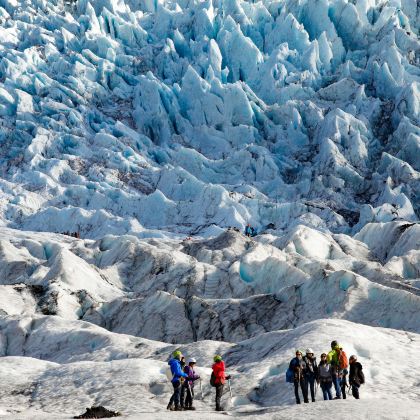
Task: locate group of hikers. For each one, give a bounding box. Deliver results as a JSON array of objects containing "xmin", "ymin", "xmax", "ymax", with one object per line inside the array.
[
  {"xmin": 167, "ymin": 351, "xmax": 230, "ymax": 411},
  {"xmin": 244, "ymin": 223, "xmax": 257, "ymax": 237},
  {"xmin": 167, "ymin": 340, "xmax": 365, "ymax": 411},
  {"xmin": 61, "ymin": 231, "xmax": 80, "ymax": 238},
  {"xmin": 244, "ymin": 222, "xmax": 277, "ymax": 237},
  {"xmin": 287, "ymin": 340, "xmax": 365, "ymax": 404}
]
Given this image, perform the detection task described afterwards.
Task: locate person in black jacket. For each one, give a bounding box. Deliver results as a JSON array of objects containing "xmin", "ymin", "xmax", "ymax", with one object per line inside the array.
[
  {"xmin": 349, "ymin": 355, "xmax": 365, "ymax": 399},
  {"xmin": 289, "ymin": 350, "xmax": 309, "ymax": 404},
  {"xmin": 303, "ymin": 348, "xmax": 319, "ymax": 402}
]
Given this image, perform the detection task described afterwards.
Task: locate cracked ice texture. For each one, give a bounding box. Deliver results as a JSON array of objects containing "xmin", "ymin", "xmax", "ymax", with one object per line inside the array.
[{"xmin": 0, "ymin": 0, "xmax": 418, "ymax": 239}]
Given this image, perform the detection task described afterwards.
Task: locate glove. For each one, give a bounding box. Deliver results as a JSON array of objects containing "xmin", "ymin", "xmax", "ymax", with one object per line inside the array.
[{"xmin": 226, "ymin": 375, "xmax": 231, "ymax": 380}]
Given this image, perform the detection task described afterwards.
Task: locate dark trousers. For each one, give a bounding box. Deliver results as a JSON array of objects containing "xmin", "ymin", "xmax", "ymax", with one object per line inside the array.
[
  {"xmin": 181, "ymin": 384, "xmax": 194, "ymax": 407},
  {"xmin": 294, "ymin": 377, "xmax": 308, "ymax": 404},
  {"xmin": 341, "ymin": 374, "xmax": 347, "ymax": 399},
  {"xmin": 169, "ymin": 381, "xmax": 181, "ymax": 407},
  {"xmin": 321, "ymin": 382, "xmax": 333, "ymax": 400},
  {"xmin": 304, "ymin": 375, "xmax": 316, "ymax": 401},
  {"xmin": 215, "ymin": 384, "xmax": 224, "ymax": 410},
  {"xmin": 351, "ymin": 384, "xmax": 360, "ymax": 399},
  {"xmin": 180, "ymin": 384, "xmax": 185, "ymax": 407}
]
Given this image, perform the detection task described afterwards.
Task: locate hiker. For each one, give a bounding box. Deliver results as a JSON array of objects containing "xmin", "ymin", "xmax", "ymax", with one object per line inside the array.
[
  {"xmin": 180, "ymin": 356, "xmax": 186, "ymax": 370},
  {"xmin": 303, "ymin": 348, "xmax": 318, "ymax": 402},
  {"xmin": 327, "ymin": 340, "xmax": 342, "ymax": 399},
  {"xmin": 181, "ymin": 358, "xmax": 200, "ymax": 410},
  {"xmin": 167, "ymin": 350, "xmax": 188, "ymax": 411},
  {"xmin": 212, "ymin": 355, "xmax": 231, "ymax": 411},
  {"xmin": 337, "ymin": 347, "xmax": 349, "ymax": 399},
  {"xmin": 245, "ymin": 223, "xmax": 252, "ymax": 237},
  {"xmin": 349, "ymin": 355, "xmax": 365, "ymax": 399},
  {"xmin": 318, "ymin": 353, "xmax": 333, "ymax": 400},
  {"xmin": 289, "ymin": 350, "xmax": 308, "ymax": 404}
]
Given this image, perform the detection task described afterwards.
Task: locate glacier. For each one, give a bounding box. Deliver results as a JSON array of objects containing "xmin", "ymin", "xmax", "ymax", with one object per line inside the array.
[
  {"xmin": 0, "ymin": 0, "xmax": 418, "ymax": 237},
  {"xmin": 0, "ymin": 0, "xmax": 419, "ymax": 418}
]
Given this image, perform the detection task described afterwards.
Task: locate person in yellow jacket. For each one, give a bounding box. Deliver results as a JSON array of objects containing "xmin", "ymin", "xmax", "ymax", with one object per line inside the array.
[{"xmin": 327, "ymin": 340, "xmax": 342, "ymax": 399}]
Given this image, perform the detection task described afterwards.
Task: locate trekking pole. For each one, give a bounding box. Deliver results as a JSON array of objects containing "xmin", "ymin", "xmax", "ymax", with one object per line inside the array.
[{"xmin": 228, "ymin": 379, "xmax": 233, "ymax": 402}]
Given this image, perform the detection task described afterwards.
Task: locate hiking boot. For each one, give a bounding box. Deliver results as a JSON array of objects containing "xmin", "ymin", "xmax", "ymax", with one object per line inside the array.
[
  {"xmin": 187, "ymin": 406, "xmax": 196, "ymax": 410},
  {"xmin": 174, "ymin": 406, "xmax": 183, "ymax": 411},
  {"xmin": 333, "ymin": 396, "xmax": 341, "ymax": 400},
  {"xmin": 312, "ymin": 398, "xmax": 315, "ymax": 402},
  {"xmin": 216, "ymin": 406, "xmax": 224, "ymax": 411},
  {"xmin": 166, "ymin": 403, "xmax": 173, "ymax": 410},
  {"xmin": 296, "ymin": 400, "xmax": 301, "ymax": 404}
]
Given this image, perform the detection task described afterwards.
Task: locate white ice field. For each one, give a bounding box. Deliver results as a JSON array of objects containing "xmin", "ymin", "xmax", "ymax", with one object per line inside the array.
[{"xmin": 0, "ymin": 0, "xmax": 419, "ymax": 418}]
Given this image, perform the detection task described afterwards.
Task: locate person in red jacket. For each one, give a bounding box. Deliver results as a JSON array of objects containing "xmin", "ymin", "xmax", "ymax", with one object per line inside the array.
[{"xmin": 212, "ymin": 355, "xmax": 231, "ymax": 411}]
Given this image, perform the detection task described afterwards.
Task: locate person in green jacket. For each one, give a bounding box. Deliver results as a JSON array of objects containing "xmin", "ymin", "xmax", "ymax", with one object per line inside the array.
[{"xmin": 327, "ymin": 340, "xmax": 342, "ymax": 399}]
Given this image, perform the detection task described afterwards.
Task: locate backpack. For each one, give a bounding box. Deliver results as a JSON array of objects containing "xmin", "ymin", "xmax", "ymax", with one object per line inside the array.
[
  {"xmin": 210, "ymin": 371, "xmax": 217, "ymax": 387},
  {"xmin": 165, "ymin": 366, "xmax": 173, "ymax": 381},
  {"xmin": 285, "ymin": 368, "xmax": 294, "ymax": 383},
  {"xmin": 338, "ymin": 350, "xmax": 348, "ymax": 369},
  {"xmin": 358, "ymin": 369, "xmax": 365, "ymax": 384}
]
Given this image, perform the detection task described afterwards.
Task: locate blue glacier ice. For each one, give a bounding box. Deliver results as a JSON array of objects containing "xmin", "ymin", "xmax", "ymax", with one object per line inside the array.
[{"xmin": 0, "ymin": 0, "xmax": 418, "ymax": 239}]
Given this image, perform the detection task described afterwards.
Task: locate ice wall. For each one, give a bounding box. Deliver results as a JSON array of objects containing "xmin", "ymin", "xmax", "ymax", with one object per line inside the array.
[{"xmin": 0, "ymin": 0, "xmax": 418, "ymax": 238}]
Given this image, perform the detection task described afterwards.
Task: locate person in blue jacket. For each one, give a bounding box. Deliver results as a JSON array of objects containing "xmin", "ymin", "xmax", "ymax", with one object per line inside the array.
[
  {"xmin": 245, "ymin": 223, "xmax": 252, "ymax": 237},
  {"xmin": 245, "ymin": 224, "xmax": 256, "ymax": 237},
  {"xmin": 167, "ymin": 350, "xmax": 188, "ymax": 411},
  {"xmin": 289, "ymin": 349, "xmax": 309, "ymax": 404}
]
